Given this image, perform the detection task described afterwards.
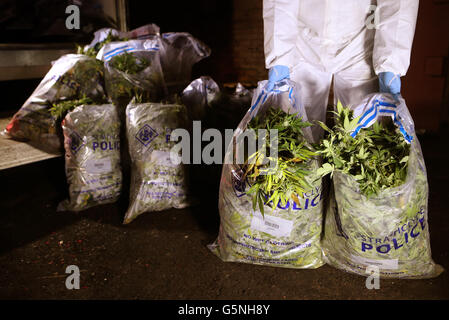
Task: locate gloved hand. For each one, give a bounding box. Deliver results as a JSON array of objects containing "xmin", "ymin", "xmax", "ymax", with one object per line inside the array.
[
  {"xmin": 266, "ymin": 65, "xmax": 290, "ymax": 91},
  {"xmin": 379, "ymin": 72, "xmax": 401, "ymax": 102}
]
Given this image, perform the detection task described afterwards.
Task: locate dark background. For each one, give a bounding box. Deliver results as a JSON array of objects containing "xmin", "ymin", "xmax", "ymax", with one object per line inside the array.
[
  {"xmin": 127, "ymin": 0, "xmax": 235, "ymax": 83},
  {"xmin": 0, "ymin": 0, "xmax": 448, "ymax": 131}
]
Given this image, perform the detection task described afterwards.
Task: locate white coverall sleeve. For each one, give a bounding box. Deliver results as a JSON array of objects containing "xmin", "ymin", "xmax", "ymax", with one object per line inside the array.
[
  {"xmin": 263, "ymin": 0, "xmax": 300, "ymax": 70},
  {"xmin": 373, "ymin": 0, "xmax": 419, "ymax": 76}
]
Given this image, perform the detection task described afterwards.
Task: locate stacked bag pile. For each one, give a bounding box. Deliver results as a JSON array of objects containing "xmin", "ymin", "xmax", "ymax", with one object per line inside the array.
[
  {"xmin": 3, "ymin": 24, "xmax": 212, "ymax": 224},
  {"xmin": 3, "ymin": 24, "xmax": 254, "ymax": 225}
]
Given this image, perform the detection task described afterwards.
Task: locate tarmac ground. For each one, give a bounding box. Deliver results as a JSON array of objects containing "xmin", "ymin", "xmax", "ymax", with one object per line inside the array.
[{"xmin": 0, "ymin": 128, "xmax": 448, "ymax": 300}]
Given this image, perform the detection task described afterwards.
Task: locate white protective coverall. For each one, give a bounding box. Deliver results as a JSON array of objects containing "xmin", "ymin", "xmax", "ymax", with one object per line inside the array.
[{"xmin": 263, "ymin": 0, "xmax": 419, "ymax": 141}]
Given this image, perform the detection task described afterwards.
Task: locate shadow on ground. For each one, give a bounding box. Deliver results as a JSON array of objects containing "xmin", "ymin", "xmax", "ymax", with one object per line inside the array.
[{"xmin": 0, "ymin": 127, "xmax": 448, "ymax": 300}]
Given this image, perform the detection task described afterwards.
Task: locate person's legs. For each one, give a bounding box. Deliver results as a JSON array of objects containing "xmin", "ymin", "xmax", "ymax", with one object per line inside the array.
[
  {"xmin": 290, "ymin": 62, "xmax": 333, "ymax": 142},
  {"xmin": 333, "ymin": 57, "xmax": 378, "ymax": 110}
]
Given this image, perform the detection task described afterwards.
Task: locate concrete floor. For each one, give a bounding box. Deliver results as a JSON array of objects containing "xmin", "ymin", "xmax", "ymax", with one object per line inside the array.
[{"xmin": 0, "ymin": 129, "xmax": 448, "ymax": 300}]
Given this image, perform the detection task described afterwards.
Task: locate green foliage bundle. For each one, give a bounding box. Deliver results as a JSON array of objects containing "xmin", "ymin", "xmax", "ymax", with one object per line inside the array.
[
  {"xmin": 243, "ymin": 108, "xmax": 317, "ymax": 214},
  {"xmin": 316, "ymin": 102, "xmax": 410, "ymax": 197}
]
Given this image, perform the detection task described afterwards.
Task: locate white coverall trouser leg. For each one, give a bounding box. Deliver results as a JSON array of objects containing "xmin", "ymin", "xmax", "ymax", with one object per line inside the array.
[{"xmin": 290, "ymin": 54, "xmax": 378, "ymax": 142}]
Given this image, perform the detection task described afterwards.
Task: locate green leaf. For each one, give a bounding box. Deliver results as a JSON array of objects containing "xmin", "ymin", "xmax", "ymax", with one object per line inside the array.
[
  {"xmin": 400, "ymin": 156, "xmax": 409, "ymax": 164},
  {"xmin": 314, "ymin": 103, "xmax": 410, "ymax": 197},
  {"xmin": 316, "ymin": 163, "xmax": 334, "ymax": 177},
  {"xmin": 336, "ymin": 100, "xmax": 344, "ymax": 114},
  {"xmin": 316, "ymin": 121, "xmax": 332, "ymax": 133},
  {"xmin": 344, "ymin": 114, "xmax": 350, "ymax": 131},
  {"xmin": 258, "ymin": 194, "xmax": 265, "ymax": 217},
  {"xmin": 244, "ymin": 107, "xmax": 317, "ymax": 212}
]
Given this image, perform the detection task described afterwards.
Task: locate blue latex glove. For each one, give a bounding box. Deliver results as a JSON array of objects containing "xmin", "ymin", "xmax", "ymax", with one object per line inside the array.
[
  {"xmin": 266, "ymin": 65, "xmax": 290, "ymax": 91},
  {"xmin": 379, "ymin": 72, "xmax": 401, "ymax": 101}
]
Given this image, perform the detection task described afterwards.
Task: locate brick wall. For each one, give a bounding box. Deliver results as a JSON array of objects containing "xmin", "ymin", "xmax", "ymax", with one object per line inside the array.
[
  {"xmin": 230, "ymin": 0, "xmax": 267, "ymax": 86},
  {"xmin": 224, "ymin": 1, "xmax": 448, "ymax": 130},
  {"xmin": 138, "ymin": 0, "xmax": 267, "ymax": 87}
]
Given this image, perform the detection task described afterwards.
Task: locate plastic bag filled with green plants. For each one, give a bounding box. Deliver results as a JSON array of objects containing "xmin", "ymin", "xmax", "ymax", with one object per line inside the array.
[
  {"xmin": 124, "ymin": 100, "xmax": 190, "ymax": 224},
  {"xmin": 58, "ymin": 103, "xmax": 122, "ymax": 212},
  {"xmin": 4, "ymin": 54, "xmax": 106, "ymax": 153},
  {"xmin": 319, "ymin": 94, "xmax": 443, "ymax": 279},
  {"xmin": 101, "ymin": 40, "xmax": 167, "ymax": 105},
  {"xmin": 209, "ymin": 79, "xmax": 325, "ymax": 269},
  {"xmin": 94, "ymin": 24, "xmax": 211, "ymax": 96}
]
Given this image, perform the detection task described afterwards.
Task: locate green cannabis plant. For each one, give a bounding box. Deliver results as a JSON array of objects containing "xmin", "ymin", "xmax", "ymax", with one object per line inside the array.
[
  {"xmin": 77, "ymin": 31, "xmax": 127, "ymax": 58},
  {"xmin": 50, "ymin": 96, "xmax": 96, "ymax": 120},
  {"xmin": 316, "ymin": 101, "xmax": 410, "ymax": 197},
  {"xmin": 109, "ymin": 51, "xmax": 150, "ymax": 75},
  {"xmin": 242, "ymin": 108, "xmax": 317, "ymax": 215},
  {"xmin": 105, "ymin": 51, "xmax": 165, "ymax": 104}
]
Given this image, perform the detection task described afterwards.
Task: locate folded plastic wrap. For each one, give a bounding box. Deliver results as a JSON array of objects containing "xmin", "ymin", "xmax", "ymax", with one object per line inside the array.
[
  {"xmin": 181, "ymin": 76, "xmax": 220, "ymax": 121},
  {"xmin": 124, "ymin": 101, "xmax": 190, "ymax": 224},
  {"xmin": 181, "ymin": 76, "xmax": 252, "ymax": 128},
  {"xmin": 158, "ymin": 33, "xmax": 211, "ymax": 94},
  {"xmin": 82, "ymin": 24, "xmax": 160, "ymax": 57},
  {"xmin": 322, "ymin": 94, "xmax": 444, "ymax": 279},
  {"xmin": 209, "ymin": 79, "xmax": 324, "ymax": 269},
  {"xmin": 4, "ymin": 54, "xmax": 106, "ymax": 153},
  {"xmin": 125, "ymin": 24, "xmax": 160, "ymax": 40},
  {"xmin": 58, "ymin": 104, "xmax": 122, "ymax": 212},
  {"xmin": 82, "ymin": 27, "xmax": 127, "ymax": 55}
]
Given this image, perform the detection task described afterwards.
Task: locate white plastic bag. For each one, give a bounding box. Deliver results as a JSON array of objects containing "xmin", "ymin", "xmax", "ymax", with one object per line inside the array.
[
  {"xmin": 82, "ymin": 27, "xmax": 127, "ymax": 54},
  {"xmin": 4, "ymin": 54, "xmax": 106, "ymax": 153},
  {"xmin": 124, "ymin": 100, "xmax": 190, "ymax": 224},
  {"xmin": 82, "ymin": 24, "xmax": 160, "ymax": 57},
  {"xmin": 209, "ymin": 79, "xmax": 325, "ymax": 269},
  {"xmin": 322, "ymin": 93, "xmax": 444, "ymax": 279},
  {"xmin": 58, "ymin": 104, "xmax": 122, "ymax": 211}
]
